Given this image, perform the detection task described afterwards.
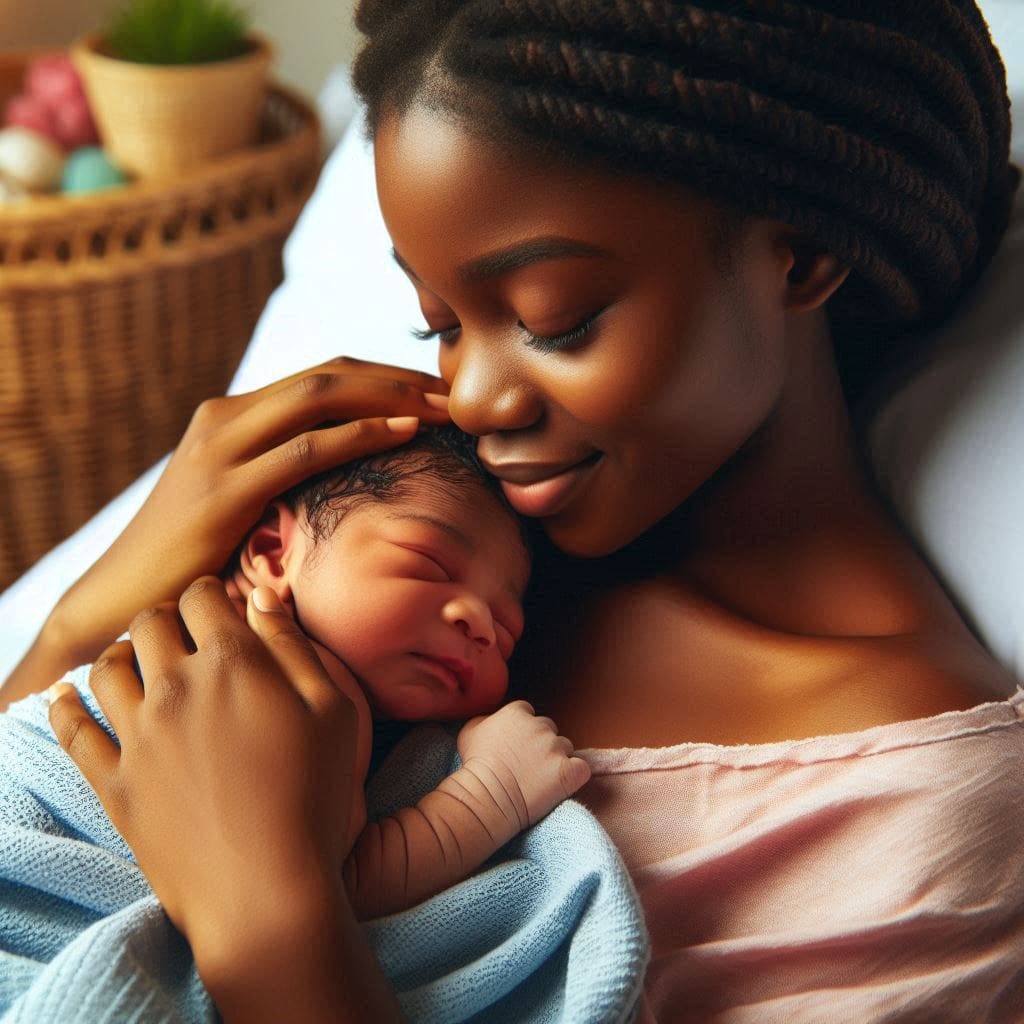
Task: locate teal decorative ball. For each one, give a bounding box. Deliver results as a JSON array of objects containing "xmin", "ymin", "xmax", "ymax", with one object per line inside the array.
[{"xmin": 61, "ymin": 147, "xmax": 126, "ymax": 194}]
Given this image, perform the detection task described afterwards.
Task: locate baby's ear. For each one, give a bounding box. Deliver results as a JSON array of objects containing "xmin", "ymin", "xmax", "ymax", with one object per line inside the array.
[{"xmin": 238, "ymin": 501, "xmax": 301, "ymax": 608}]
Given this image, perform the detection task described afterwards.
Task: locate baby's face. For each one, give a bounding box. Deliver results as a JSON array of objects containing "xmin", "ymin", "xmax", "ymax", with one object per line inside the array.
[{"xmin": 291, "ymin": 477, "xmax": 529, "ymax": 721}]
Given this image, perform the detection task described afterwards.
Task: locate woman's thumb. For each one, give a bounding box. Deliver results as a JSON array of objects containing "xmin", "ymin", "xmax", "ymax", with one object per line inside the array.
[
  {"xmin": 246, "ymin": 585, "xmax": 346, "ymax": 712},
  {"xmin": 248, "ymin": 585, "xmax": 284, "ymax": 623},
  {"xmin": 246, "ymin": 586, "xmax": 306, "ymax": 646}
]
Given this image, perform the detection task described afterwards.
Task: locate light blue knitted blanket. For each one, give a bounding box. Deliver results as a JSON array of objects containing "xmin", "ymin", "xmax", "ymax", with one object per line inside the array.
[{"xmin": 0, "ymin": 674, "xmax": 649, "ymax": 1023}]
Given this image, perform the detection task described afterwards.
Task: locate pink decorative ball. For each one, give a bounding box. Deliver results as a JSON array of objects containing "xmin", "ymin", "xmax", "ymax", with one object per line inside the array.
[
  {"xmin": 4, "ymin": 94, "xmax": 57, "ymax": 141},
  {"xmin": 50, "ymin": 95, "xmax": 100, "ymax": 150},
  {"xmin": 26, "ymin": 54, "xmax": 86, "ymax": 109},
  {"xmin": 7, "ymin": 55, "xmax": 101, "ymax": 151}
]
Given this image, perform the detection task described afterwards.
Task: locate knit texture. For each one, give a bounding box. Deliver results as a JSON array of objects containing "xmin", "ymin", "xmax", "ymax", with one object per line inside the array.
[{"xmin": 0, "ymin": 669, "xmax": 648, "ymax": 1023}]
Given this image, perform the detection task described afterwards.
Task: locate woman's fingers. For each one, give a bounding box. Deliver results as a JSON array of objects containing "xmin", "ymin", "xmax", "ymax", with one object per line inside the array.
[
  {"xmin": 221, "ymin": 370, "xmax": 450, "ymax": 462},
  {"xmin": 174, "ymin": 578, "xmax": 343, "ymax": 718},
  {"xmin": 246, "ymin": 587, "xmax": 353, "ymax": 718},
  {"xmin": 87, "ymin": 639, "xmax": 144, "ymax": 739},
  {"xmin": 244, "ymin": 415, "xmax": 422, "ymax": 497},
  {"xmin": 47, "ymin": 682, "xmax": 120, "ymax": 791},
  {"xmin": 253, "ymin": 355, "xmax": 448, "ymax": 403},
  {"xmin": 175, "ymin": 577, "xmax": 249, "ymax": 654}
]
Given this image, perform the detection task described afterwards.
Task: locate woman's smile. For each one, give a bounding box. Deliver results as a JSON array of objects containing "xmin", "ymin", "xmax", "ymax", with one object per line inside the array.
[{"xmin": 482, "ymin": 452, "xmax": 604, "ymax": 518}]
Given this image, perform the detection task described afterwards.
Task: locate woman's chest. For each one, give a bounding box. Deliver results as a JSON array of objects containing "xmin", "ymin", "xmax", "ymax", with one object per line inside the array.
[
  {"xmin": 518, "ymin": 577, "xmax": 789, "ymax": 746},
  {"xmin": 516, "ymin": 574, "xmax": 991, "ymax": 748}
]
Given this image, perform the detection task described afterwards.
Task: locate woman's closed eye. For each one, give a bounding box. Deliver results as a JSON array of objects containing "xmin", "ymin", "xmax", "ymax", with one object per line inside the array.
[
  {"xmin": 518, "ymin": 309, "xmax": 604, "ymax": 353},
  {"xmin": 410, "ymin": 324, "xmax": 460, "ymax": 345},
  {"xmin": 410, "ymin": 308, "xmax": 605, "ymax": 352}
]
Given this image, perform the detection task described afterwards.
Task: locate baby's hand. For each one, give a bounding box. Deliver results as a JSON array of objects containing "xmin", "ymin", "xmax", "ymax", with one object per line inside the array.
[{"xmin": 456, "ymin": 700, "xmax": 591, "ymax": 829}]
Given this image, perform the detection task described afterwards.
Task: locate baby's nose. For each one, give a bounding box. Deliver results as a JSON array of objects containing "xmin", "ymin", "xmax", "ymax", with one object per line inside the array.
[{"xmin": 442, "ymin": 595, "xmax": 496, "ymax": 648}]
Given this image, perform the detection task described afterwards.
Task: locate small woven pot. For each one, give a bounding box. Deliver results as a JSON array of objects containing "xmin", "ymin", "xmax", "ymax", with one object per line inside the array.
[{"xmin": 72, "ymin": 32, "xmax": 272, "ymax": 180}]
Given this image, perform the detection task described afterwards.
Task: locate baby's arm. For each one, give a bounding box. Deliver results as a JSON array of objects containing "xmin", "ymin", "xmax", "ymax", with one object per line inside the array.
[{"xmin": 343, "ymin": 701, "xmax": 591, "ymax": 920}]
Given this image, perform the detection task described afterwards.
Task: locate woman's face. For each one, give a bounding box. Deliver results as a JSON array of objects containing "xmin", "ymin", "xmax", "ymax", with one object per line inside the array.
[{"xmin": 375, "ymin": 105, "xmax": 791, "ymax": 558}]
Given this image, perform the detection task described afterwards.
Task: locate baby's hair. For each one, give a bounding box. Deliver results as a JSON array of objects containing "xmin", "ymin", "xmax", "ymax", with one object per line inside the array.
[
  {"xmin": 352, "ymin": 0, "xmax": 1018, "ymax": 396},
  {"xmin": 283, "ymin": 423, "xmax": 523, "ymax": 547}
]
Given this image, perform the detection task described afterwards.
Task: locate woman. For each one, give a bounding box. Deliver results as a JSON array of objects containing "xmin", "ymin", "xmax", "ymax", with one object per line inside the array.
[{"xmin": 8, "ymin": 2, "xmax": 1024, "ymax": 1020}]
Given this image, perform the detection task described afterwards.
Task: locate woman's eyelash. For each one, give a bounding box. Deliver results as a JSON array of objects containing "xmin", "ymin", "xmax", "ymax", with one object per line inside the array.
[
  {"xmin": 521, "ymin": 311, "xmax": 602, "ymax": 353},
  {"xmin": 410, "ymin": 325, "xmax": 460, "ymax": 344},
  {"xmin": 410, "ymin": 309, "xmax": 603, "ymax": 352}
]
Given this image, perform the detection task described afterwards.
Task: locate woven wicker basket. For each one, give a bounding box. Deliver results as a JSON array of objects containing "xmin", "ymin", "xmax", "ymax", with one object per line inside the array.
[{"xmin": 0, "ymin": 52, "xmax": 321, "ymax": 592}]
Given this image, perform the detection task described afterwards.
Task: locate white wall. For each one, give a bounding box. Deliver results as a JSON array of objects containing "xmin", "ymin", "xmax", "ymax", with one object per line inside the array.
[
  {"xmin": 0, "ymin": 0, "xmax": 116, "ymax": 50},
  {"xmin": 0, "ymin": 0, "xmax": 359, "ymax": 102},
  {"xmin": 246, "ymin": 0, "xmax": 359, "ymax": 101}
]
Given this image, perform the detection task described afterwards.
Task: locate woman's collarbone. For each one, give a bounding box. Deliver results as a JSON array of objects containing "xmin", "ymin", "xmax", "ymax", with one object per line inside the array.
[{"xmin": 525, "ymin": 576, "xmax": 999, "ymax": 747}]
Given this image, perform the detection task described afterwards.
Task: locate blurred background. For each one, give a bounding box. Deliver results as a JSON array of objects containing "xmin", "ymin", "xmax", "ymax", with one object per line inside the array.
[
  {"xmin": 0, "ymin": 0, "xmax": 357, "ymax": 590},
  {"xmin": 0, "ymin": 0, "xmax": 359, "ymax": 102}
]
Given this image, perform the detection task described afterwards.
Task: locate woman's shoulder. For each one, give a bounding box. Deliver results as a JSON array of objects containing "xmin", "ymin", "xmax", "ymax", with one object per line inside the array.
[{"xmin": 782, "ymin": 626, "xmax": 1018, "ymax": 738}]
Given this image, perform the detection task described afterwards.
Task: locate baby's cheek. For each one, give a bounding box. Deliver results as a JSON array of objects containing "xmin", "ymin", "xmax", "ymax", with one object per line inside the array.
[
  {"xmin": 467, "ymin": 658, "xmax": 510, "ymax": 715},
  {"xmin": 308, "ymin": 638, "xmax": 362, "ymax": 701}
]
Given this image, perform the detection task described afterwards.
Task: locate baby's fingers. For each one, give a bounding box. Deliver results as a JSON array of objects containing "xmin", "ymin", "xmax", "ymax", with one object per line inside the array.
[
  {"xmin": 561, "ymin": 755, "xmax": 592, "ymax": 797},
  {"xmin": 47, "ymin": 683, "xmax": 120, "ymax": 790}
]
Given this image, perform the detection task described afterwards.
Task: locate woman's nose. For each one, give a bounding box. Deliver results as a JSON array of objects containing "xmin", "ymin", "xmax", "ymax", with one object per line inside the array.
[
  {"xmin": 441, "ymin": 594, "xmax": 496, "ymax": 648},
  {"xmin": 441, "ymin": 339, "xmax": 541, "ymax": 437}
]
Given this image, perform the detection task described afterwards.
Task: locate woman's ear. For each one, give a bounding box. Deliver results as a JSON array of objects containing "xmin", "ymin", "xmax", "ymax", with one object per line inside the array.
[
  {"xmin": 238, "ymin": 501, "xmax": 302, "ymax": 608},
  {"xmin": 781, "ymin": 234, "xmax": 850, "ymax": 312}
]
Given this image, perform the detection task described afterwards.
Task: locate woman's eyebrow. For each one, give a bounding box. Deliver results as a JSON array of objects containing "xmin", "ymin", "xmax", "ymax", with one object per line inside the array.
[
  {"xmin": 390, "ymin": 237, "xmax": 607, "ymax": 285},
  {"xmin": 460, "ymin": 238, "xmax": 607, "ymax": 282}
]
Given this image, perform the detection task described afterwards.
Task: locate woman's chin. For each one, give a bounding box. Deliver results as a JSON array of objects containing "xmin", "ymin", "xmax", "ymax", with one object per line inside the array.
[{"xmin": 541, "ymin": 518, "xmax": 633, "ymax": 560}]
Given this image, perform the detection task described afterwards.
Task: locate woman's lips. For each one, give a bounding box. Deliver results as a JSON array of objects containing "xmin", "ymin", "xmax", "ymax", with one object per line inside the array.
[{"xmin": 496, "ymin": 454, "xmax": 601, "ymax": 518}]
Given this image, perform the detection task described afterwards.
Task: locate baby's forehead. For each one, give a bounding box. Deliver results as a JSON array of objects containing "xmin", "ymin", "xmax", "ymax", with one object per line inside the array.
[{"xmin": 379, "ymin": 475, "xmax": 529, "ymax": 580}]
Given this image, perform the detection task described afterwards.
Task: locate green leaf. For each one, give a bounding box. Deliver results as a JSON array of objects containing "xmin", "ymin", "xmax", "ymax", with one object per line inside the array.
[{"xmin": 105, "ymin": 0, "xmax": 251, "ymax": 65}]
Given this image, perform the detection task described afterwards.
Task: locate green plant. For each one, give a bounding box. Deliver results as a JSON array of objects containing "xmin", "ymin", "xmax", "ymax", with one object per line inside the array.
[{"xmin": 105, "ymin": 0, "xmax": 251, "ymax": 65}]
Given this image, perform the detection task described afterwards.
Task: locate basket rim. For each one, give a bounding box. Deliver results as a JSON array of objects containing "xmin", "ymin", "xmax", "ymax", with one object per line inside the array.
[
  {"xmin": 73, "ymin": 29, "xmax": 273, "ymax": 72},
  {"xmin": 0, "ymin": 79, "xmax": 319, "ymax": 224}
]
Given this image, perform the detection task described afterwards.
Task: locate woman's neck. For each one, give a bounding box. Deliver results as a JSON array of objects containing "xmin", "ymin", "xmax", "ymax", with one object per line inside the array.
[{"xmin": 671, "ymin": 314, "xmax": 967, "ymax": 640}]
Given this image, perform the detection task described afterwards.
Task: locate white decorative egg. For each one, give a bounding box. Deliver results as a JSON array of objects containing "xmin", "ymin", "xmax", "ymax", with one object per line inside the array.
[{"xmin": 0, "ymin": 126, "xmax": 66, "ymax": 193}]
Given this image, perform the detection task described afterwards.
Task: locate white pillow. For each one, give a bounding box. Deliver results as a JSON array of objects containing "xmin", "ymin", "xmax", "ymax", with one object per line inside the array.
[
  {"xmin": 1, "ymin": 5, "xmax": 1022, "ymax": 684},
  {"xmin": 867, "ymin": 1, "xmax": 1024, "ymax": 681}
]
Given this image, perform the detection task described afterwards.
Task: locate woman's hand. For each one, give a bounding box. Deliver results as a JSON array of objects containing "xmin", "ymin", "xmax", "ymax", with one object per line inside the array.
[
  {"xmin": 4, "ymin": 357, "xmax": 449, "ymax": 707},
  {"xmin": 48, "ymin": 580, "xmax": 357, "ymax": 960},
  {"xmin": 48, "ymin": 579, "xmax": 400, "ymax": 1022}
]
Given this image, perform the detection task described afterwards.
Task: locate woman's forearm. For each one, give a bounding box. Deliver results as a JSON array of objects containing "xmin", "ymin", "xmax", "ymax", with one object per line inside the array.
[
  {"xmin": 196, "ymin": 876, "xmax": 403, "ymax": 1024},
  {"xmin": 0, "ymin": 607, "xmax": 87, "ymax": 711}
]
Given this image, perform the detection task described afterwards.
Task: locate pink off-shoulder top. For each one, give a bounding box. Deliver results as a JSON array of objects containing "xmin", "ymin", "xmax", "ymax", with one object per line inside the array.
[{"xmin": 580, "ymin": 688, "xmax": 1024, "ymax": 1023}]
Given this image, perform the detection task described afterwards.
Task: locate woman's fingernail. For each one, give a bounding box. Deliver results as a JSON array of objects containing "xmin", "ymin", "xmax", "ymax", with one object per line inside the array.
[
  {"xmin": 385, "ymin": 415, "xmax": 419, "ymax": 433},
  {"xmin": 252, "ymin": 586, "xmax": 282, "ymax": 612},
  {"xmin": 45, "ymin": 682, "xmax": 71, "ymax": 707},
  {"xmin": 423, "ymin": 393, "xmax": 449, "ymax": 409}
]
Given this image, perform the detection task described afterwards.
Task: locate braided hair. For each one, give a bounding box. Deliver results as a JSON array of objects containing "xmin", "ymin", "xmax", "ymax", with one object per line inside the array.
[{"xmin": 353, "ymin": 0, "xmax": 1017, "ymax": 396}]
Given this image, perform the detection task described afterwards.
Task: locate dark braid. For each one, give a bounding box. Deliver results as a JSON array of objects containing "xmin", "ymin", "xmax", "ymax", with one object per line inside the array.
[{"xmin": 353, "ymin": 0, "xmax": 1017, "ymax": 396}]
